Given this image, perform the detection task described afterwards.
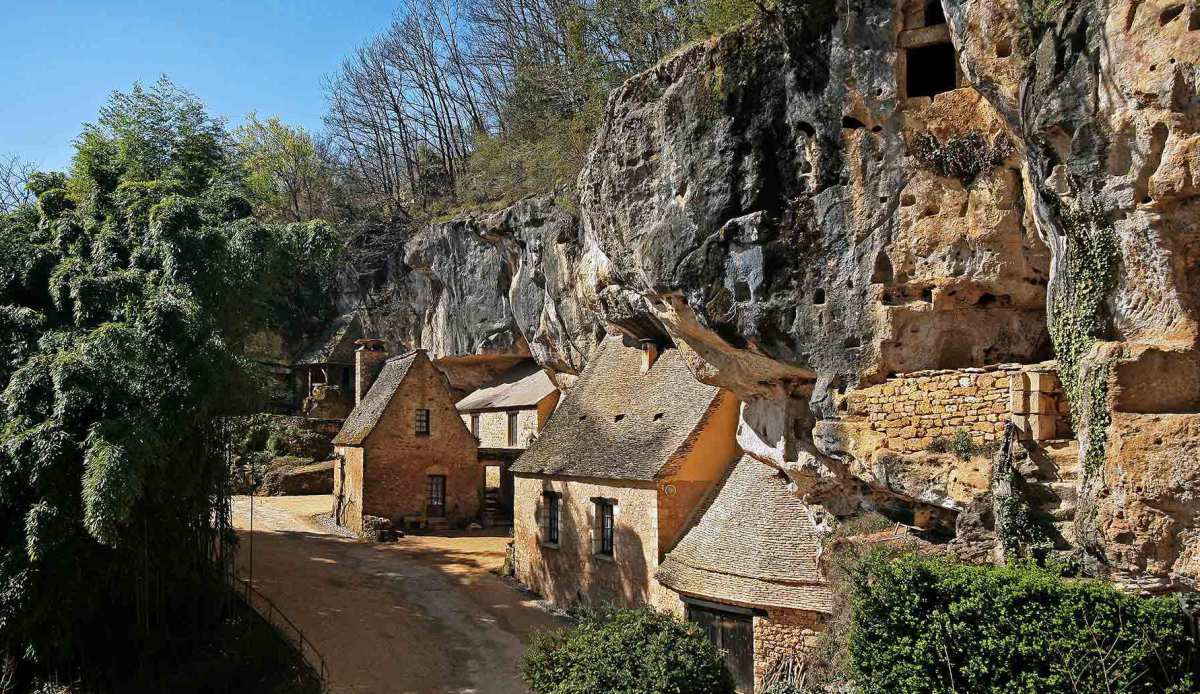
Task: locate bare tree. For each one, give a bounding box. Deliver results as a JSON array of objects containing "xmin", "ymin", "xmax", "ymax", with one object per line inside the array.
[{"xmin": 0, "ymin": 155, "xmax": 36, "ymax": 213}]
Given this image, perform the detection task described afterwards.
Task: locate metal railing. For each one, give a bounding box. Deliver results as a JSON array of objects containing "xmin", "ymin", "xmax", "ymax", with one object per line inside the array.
[{"xmin": 225, "ymin": 566, "xmax": 331, "ymax": 689}]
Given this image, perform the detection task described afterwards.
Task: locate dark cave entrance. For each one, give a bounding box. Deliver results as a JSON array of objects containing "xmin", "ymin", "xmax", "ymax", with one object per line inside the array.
[{"xmin": 905, "ymin": 42, "xmax": 958, "ymax": 99}]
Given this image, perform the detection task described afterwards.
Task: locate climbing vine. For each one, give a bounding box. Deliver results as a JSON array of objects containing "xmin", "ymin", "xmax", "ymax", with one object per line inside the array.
[{"xmin": 1045, "ymin": 196, "xmax": 1120, "ymax": 474}]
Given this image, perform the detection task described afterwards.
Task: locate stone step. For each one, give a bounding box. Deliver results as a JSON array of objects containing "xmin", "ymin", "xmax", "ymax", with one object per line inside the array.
[{"xmin": 1026, "ymin": 480, "xmax": 1077, "ymax": 521}]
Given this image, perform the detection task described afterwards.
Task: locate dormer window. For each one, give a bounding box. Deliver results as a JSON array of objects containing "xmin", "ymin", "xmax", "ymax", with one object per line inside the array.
[{"xmin": 901, "ymin": 0, "xmax": 960, "ymax": 100}]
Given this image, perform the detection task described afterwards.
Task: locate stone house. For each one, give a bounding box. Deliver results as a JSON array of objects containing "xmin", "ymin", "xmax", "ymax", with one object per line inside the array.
[
  {"xmin": 332, "ymin": 345, "xmax": 481, "ymax": 534},
  {"xmin": 457, "ymin": 360, "xmax": 560, "ymax": 518},
  {"xmin": 292, "ymin": 312, "xmax": 362, "ymax": 419},
  {"xmin": 657, "ymin": 455, "xmax": 833, "ymax": 694},
  {"xmin": 510, "ymin": 335, "xmax": 741, "ymax": 611}
]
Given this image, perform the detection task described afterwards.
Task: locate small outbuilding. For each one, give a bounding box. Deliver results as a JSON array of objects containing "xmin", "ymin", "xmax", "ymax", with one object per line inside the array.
[
  {"xmin": 292, "ymin": 313, "xmax": 362, "ymax": 419},
  {"xmin": 510, "ymin": 335, "xmax": 741, "ymax": 611},
  {"xmin": 332, "ymin": 346, "xmax": 480, "ymax": 534},
  {"xmin": 656, "ymin": 455, "xmax": 833, "ymax": 694}
]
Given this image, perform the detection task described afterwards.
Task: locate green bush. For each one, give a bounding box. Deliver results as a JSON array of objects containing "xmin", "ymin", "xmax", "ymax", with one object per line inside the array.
[
  {"xmin": 521, "ymin": 606, "xmax": 734, "ymax": 694},
  {"xmin": 849, "ymin": 552, "xmax": 1197, "ymax": 693}
]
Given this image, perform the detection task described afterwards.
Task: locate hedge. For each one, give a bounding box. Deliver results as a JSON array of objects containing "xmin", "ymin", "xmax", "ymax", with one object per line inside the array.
[
  {"xmin": 849, "ymin": 553, "xmax": 1197, "ymax": 693},
  {"xmin": 521, "ymin": 607, "xmax": 734, "ymax": 694}
]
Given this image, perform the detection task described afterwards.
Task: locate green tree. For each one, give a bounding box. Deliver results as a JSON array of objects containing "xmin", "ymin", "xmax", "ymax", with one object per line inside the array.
[
  {"xmin": 235, "ymin": 113, "xmax": 335, "ymax": 223},
  {"xmin": 0, "ymin": 80, "xmax": 338, "ymax": 685}
]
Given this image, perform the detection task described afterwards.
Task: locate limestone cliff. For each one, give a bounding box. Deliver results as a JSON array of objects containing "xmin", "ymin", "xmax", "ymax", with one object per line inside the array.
[{"xmin": 356, "ymin": 0, "xmax": 1200, "ymax": 592}]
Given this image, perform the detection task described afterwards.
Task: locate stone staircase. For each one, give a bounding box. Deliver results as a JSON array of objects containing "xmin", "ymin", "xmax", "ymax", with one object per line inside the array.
[
  {"xmin": 1015, "ymin": 438, "xmax": 1081, "ymax": 548},
  {"xmin": 480, "ymin": 488, "xmax": 512, "ymax": 528}
]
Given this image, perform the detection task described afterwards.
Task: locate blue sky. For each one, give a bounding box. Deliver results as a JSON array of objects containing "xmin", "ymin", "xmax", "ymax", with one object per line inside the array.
[{"xmin": 1, "ymin": 0, "xmax": 399, "ymax": 172}]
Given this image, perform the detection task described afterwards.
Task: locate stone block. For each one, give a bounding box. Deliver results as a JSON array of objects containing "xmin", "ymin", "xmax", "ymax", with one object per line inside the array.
[
  {"xmin": 1009, "ymin": 375, "xmax": 1030, "ymax": 413},
  {"xmin": 1029, "ymin": 371, "xmax": 1059, "ymax": 394},
  {"xmin": 1012, "ymin": 413, "xmax": 1032, "ymax": 440},
  {"xmin": 1030, "ymin": 392, "xmax": 1056, "ymax": 414},
  {"xmin": 1030, "ymin": 413, "xmax": 1056, "ymax": 440}
]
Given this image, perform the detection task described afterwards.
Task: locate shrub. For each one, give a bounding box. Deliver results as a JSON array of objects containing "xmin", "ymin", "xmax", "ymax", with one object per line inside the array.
[
  {"xmin": 849, "ymin": 552, "xmax": 1198, "ymax": 693},
  {"xmin": 521, "ymin": 606, "xmax": 734, "ymax": 694}
]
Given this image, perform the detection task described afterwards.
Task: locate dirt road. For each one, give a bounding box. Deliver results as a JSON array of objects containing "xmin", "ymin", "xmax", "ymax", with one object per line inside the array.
[{"xmin": 231, "ymin": 496, "xmax": 564, "ymax": 694}]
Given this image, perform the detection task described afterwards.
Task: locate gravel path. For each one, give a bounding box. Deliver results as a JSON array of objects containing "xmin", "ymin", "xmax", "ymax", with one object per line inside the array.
[{"xmin": 231, "ymin": 495, "xmax": 564, "ymax": 694}]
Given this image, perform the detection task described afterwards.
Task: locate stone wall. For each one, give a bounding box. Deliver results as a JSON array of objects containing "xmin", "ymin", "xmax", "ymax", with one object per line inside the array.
[
  {"xmin": 842, "ymin": 364, "xmax": 1070, "ymax": 454},
  {"xmin": 462, "ymin": 407, "xmax": 541, "ymax": 448},
  {"xmin": 513, "ymin": 475, "xmax": 683, "ymax": 612},
  {"xmin": 753, "ymin": 608, "xmax": 825, "ymax": 692}
]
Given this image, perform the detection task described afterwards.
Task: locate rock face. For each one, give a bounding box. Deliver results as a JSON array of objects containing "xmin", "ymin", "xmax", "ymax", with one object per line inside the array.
[{"xmin": 356, "ymin": 0, "xmax": 1200, "ymax": 591}]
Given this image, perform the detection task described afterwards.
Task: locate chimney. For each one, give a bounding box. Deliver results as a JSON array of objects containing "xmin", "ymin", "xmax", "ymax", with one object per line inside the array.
[
  {"xmin": 639, "ymin": 339, "xmax": 659, "ymax": 374},
  {"xmin": 354, "ymin": 339, "xmax": 387, "ymax": 404}
]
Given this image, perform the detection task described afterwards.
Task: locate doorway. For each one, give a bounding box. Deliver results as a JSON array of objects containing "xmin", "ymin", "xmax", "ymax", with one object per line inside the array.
[
  {"xmin": 426, "ymin": 474, "xmax": 446, "ymax": 518},
  {"xmin": 685, "ymin": 601, "xmax": 755, "ymax": 693}
]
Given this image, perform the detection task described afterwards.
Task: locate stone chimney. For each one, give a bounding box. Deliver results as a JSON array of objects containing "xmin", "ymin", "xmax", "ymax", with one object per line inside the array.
[
  {"xmin": 640, "ymin": 339, "xmax": 659, "ymax": 374},
  {"xmin": 354, "ymin": 339, "xmax": 387, "ymax": 404}
]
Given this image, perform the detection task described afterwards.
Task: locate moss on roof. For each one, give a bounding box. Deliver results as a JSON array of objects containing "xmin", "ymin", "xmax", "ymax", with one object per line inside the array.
[{"xmin": 294, "ymin": 313, "xmax": 362, "ymax": 366}]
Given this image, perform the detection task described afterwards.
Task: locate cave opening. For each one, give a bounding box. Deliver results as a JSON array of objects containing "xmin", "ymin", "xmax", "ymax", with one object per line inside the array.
[{"xmin": 906, "ymin": 43, "xmax": 958, "ymax": 99}]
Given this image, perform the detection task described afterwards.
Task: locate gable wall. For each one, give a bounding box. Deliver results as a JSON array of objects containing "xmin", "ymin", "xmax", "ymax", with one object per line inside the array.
[
  {"xmin": 657, "ymin": 390, "xmax": 742, "ymax": 556},
  {"xmin": 360, "ymin": 354, "xmax": 482, "ymax": 527}
]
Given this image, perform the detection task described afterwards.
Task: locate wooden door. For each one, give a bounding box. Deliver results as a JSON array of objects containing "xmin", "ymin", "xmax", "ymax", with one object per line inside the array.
[
  {"xmin": 426, "ymin": 475, "xmax": 446, "ymax": 517},
  {"xmin": 686, "ymin": 603, "xmax": 755, "ymax": 693}
]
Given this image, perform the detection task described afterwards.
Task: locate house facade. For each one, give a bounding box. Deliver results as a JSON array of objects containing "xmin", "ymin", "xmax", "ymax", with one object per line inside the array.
[
  {"xmin": 657, "ymin": 455, "xmax": 833, "ymax": 694},
  {"xmin": 510, "ymin": 336, "xmax": 741, "ymax": 611},
  {"xmin": 457, "ymin": 360, "xmax": 560, "ymax": 521},
  {"xmin": 332, "ymin": 346, "xmax": 481, "ymax": 534}
]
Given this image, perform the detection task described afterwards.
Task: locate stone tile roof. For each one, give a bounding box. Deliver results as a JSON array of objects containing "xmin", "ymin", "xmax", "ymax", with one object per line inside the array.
[
  {"xmin": 456, "ymin": 360, "xmax": 558, "ymax": 411},
  {"xmin": 332, "ymin": 351, "xmax": 419, "ymax": 446},
  {"xmin": 656, "ymin": 455, "xmax": 833, "ymax": 613},
  {"xmin": 510, "ymin": 336, "xmax": 721, "ymax": 481},
  {"xmin": 294, "ymin": 313, "xmax": 362, "ymax": 366}
]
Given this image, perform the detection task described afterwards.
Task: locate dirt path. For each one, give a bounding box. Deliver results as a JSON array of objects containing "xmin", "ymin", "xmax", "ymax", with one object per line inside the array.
[{"xmin": 231, "ymin": 495, "xmax": 564, "ymax": 694}]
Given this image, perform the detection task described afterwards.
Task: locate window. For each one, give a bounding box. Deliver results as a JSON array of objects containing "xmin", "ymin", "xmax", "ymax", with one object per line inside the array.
[
  {"xmin": 471, "ymin": 413, "xmax": 480, "ymax": 440},
  {"xmin": 341, "ymin": 366, "xmax": 352, "ymax": 392},
  {"xmin": 507, "ymin": 411, "xmax": 519, "ymax": 446},
  {"xmin": 593, "ymin": 500, "xmax": 615, "ymax": 558},
  {"xmin": 416, "ymin": 408, "xmax": 430, "ymax": 436},
  {"xmin": 540, "ymin": 492, "xmax": 561, "ymax": 546},
  {"xmin": 426, "ymin": 475, "xmax": 446, "ymax": 517}
]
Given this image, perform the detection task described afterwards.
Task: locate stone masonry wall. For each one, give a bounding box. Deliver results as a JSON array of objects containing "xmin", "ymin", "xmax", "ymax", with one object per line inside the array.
[
  {"xmin": 358, "ymin": 356, "xmax": 482, "ymax": 529},
  {"xmin": 513, "ymin": 475, "xmax": 680, "ymax": 612},
  {"xmin": 753, "ymin": 608, "xmax": 825, "ymax": 692},
  {"xmin": 461, "ymin": 407, "xmax": 541, "ymax": 448},
  {"xmin": 842, "ymin": 365, "xmax": 1070, "ymax": 454}
]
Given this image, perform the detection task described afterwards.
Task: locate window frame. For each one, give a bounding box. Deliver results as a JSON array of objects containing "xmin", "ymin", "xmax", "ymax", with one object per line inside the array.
[
  {"xmin": 507, "ymin": 410, "xmax": 519, "ymax": 446},
  {"xmin": 415, "ymin": 408, "xmax": 431, "ymax": 437},
  {"xmin": 540, "ymin": 491, "xmax": 561, "ymax": 548},
  {"xmin": 593, "ymin": 499, "xmax": 615, "ymax": 559}
]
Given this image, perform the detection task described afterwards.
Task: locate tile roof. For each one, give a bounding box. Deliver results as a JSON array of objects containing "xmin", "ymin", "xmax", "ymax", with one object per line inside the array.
[
  {"xmin": 510, "ymin": 336, "xmax": 722, "ymax": 481},
  {"xmin": 294, "ymin": 313, "xmax": 362, "ymax": 366},
  {"xmin": 456, "ymin": 360, "xmax": 558, "ymax": 411},
  {"xmin": 656, "ymin": 455, "xmax": 833, "ymax": 613},
  {"xmin": 332, "ymin": 351, "xmax": 420, "ymax": 446}
]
